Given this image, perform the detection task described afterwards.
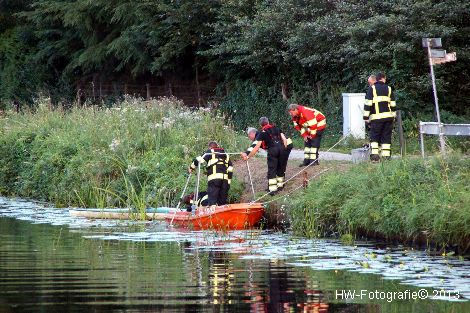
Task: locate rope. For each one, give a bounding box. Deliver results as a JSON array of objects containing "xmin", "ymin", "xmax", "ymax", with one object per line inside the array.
[
  {"xmin": 261, "ymin": 167, "xmax": 331, "ymax": 205},
  {"xmin": 250, "ymin": 136, "xmax": 347, "ymax": 204}
]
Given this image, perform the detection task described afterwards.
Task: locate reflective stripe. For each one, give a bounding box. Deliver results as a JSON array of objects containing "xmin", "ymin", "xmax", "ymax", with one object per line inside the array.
[
  {"xmin": 308, "ymin": 154, "xmax": 317, "ymax": 159},
  {"xmin": 207, "ymin": 158, "xmax": 219, "ymax": 167},
  {"xmin": 304, "ymin": 119, "xmax": 317, "ymax": 127},
  {"xmin": 372, "ymin": 85, "xmax": 380, "ymax": 117},
  {"xmin": 247, "ymin": 147, "xmax": 253, "ymax": 152},
  {"xmin": 228, "ymin": 179, "xmax": 232, "ymax": 184},
  {"xmin": 390, "ymin": 101, "xmax": 396, "ymax": 107},
  {"xmin": 317, "ymin": 119, "xmax": 326, "ymax": 127},
  {"xmin": 311, "ymin": 148, "xmax": 317, "ymax": 153},
  {"xmin": 371, "ymin": 149, "xmax": 379, "ymax": 155},
  {"xmin": 300, "ymin": 128, "xmax": 306, "ymax": 135},
  {"xmin": 208, "ymin": 173, "xmax": 228, "ymax": 181},
  {"xmin": 382, "ymin": 150, "xmax": 391, "ymax": 157},
  {"xmin": 370, "ymin": 112, "xmax": 395, "ymax": 120},
  {"xmin": 363, "ymin": 111, "xmax": 370, "ymax": 117},
  {"xmin": 365, "ymin": 100, "xmax": 373, "ymax": 106},
  {"xmin": 269, "ymin": 185, "xmax": 277, "ymax": 191},
  {"xmin": 309, "ymin": 129, "xmax": 317, "ymax": 136},
  {"xmin": 286, "ymin": 138, "xmax": 292, "ymax": 145},
  {"xmin": 370, "ymin": 142, "xmax": 379, "ymax": 148},
  {"xmin": 276, "ymin": 177, "xmax": 284, "ymax": 183},
  {"xmin": 372, "ymin": 96, "xmax": 391, "ymax": 103},
  {"xmin": 381, "ymin": 144, "xmax": 391, "ymax": 149},
  {"xmin": 196, "ymin": 156, "xmax": 205, "ymax": 163},
  {"xmin": 304, "ymin": 147, "xmax": 310, "ymax": 152}
]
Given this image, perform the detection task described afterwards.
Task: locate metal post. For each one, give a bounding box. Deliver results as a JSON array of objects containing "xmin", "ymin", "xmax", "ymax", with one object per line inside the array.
[
  {"xmin": 426, "ymin": 39, "xmax": 446, "ymax": 156},
  {"xmin": 246, "ymin": 160, "xmax": 255, "ymax": 200},
  {"xmin": 419, "ymin": 122, "xmax": 425, "ymax": 158}
]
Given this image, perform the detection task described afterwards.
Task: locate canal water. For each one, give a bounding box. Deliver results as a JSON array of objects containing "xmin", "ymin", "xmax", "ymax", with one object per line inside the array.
[{"xmin": 0, "ymin": 197, "xmax": 469, "ymax": 312}]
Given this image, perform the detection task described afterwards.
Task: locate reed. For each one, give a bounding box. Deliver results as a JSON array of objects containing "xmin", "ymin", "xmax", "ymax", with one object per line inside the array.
[{"xmin": 288, "ymin": 156, "xmax": 470, "ymax": 253}]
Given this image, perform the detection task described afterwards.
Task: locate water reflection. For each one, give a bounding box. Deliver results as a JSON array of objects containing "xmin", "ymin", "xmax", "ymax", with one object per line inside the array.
[{"xmin": 0, "ymin": 197, "xmax": 469, "ymax": 313}]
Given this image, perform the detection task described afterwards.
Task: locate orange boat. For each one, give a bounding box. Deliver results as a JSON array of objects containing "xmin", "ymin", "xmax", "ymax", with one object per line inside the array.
[{"xmin": 166, "ymin": 203, "xmax": 264, "ymax": 230}]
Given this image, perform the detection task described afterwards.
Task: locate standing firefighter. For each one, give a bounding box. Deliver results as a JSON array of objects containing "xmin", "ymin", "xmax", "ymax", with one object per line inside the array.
[
  {"xmin": 363, "ymin": 72, "xmax": 396, "ymax": 161},
  {"xmin": 288, "ymin": 104, "xmax": 326, "ymax": 166},
  {"xmin": 188, "ymin": 141, "xmax": 233, "ymax": 206},
  {"xmin": 241, "ymin": 117, "xmax": 292, "ymax": 195}
]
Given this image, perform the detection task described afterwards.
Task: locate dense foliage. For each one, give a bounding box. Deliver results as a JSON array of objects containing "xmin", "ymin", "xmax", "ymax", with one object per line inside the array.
[
  {"xmin": 1, "ymin": 0, "xmax": 469, "ymax": 129},
  {"xmin": 0, "ymin": 97, "xmax": 246, "ymax": 208},
  {"xmin": 288, "ymin": 157, "xmax": 470, "ymax": 252}
]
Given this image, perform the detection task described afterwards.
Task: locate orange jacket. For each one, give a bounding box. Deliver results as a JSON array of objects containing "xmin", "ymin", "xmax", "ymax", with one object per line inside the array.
[{"xmin": 292, "ymin": 105, "xmax": 326, "ymax": 138}]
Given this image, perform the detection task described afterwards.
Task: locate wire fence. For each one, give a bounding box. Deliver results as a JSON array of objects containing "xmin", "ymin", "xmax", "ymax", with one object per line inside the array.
[{"xmin": 77, "ymin": 81, "xmax": 220, "ymax": 106}]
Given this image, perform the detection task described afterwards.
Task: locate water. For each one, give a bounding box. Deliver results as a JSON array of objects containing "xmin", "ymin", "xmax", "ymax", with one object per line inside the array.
[{"xmin": 0, "ymin": 197, "xmax": 469, "ymax": 312}]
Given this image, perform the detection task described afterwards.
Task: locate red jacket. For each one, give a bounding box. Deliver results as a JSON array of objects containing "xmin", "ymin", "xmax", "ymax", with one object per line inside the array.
[{"xmin": 292, "ymin": 105, "xmax": 326, "ymax": 138}]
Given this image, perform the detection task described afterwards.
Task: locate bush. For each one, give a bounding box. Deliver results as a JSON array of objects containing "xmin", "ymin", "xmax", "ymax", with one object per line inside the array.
[{"xmin": 0, "ymin": 97, "xmax": 247, "ymax": 208}]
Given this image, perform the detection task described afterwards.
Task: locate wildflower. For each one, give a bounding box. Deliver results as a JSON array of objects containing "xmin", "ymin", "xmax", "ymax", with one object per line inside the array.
[{"xmin": 109, "ymin": 138, "xmax": 120, "ymax": 151}]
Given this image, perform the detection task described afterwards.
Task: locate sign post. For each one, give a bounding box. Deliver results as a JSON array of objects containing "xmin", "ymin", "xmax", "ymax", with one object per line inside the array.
[{"xmin": 422, "ymin": 38, "xmax": 457, "ymax": 156}]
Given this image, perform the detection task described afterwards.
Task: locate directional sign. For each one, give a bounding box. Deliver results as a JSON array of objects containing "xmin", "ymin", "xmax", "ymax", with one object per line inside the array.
[
  {"xmin": 432, "ymin": 52, "xmax": 457, "ymax": 65},
  {"xmin": 430, "ymin": 49, "xmax": 446, "ymax": 58},
  {"xmin": 422, "ymin": 38, "xmax": 442, "ymax": 48}
]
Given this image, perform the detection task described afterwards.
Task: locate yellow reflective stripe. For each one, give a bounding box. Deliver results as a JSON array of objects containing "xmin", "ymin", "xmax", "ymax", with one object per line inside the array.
[
  {"xmin": 311, "ymin": 148, "xmax": 317, "ymax": 153},
  {"xmin": 300, "ymin": 128, "xmax": 306, "ymax": 135},
  {"xmin": 363, "ymin": 111, "xmax": 370, "ymax": 117},
  {"xmin": 196, "ymin": 156, "xmax": 205, "ymax": 163},
  {"xmin": 390, "ymin": 101, "xmax": 396, "ymax": 107},
  {"xmin": 276, "ymin": 177, "xmax": 284, "ymax": 182},
  {"xmin": 247, "ymin": 147, "xmax": 253, "ymax": 152},
  {"xmin": 304, "ymin": 147, "xmax": 310, "ymax": 152},
  {"xmin": 372, "ymin": 96, "xmax": 391, "ymax": 103},
  {"xmin": 370, "ymin": 112, "xmax": 395, "ymax": 120},
  {"xmin": 317, "ymin": 120, "xmax": 326, "ymax": 127},
  {"xmin": 227, "ymin": 166, "xmax": 233, "ymax": 172},
  {"xmin": 304, "ymin": 119, "xmax": 317, "ymax": 127},
  {"xmin": 365, "ymin": 100, "xmax": 373, "ymax": 106},
  {"xmin": 207, "ymin": 158, "xmax": 218, "ymax": 167},
  {"xmin": 370, "ymin": 142, "xmax": 379, "ymax": 148},
  {"xmin": 207, "ymin": 173, "xmax": 228, "ymax": 181},
  {"xmin": 308, "ymin": 154, "xmax": 317, "ymax": 159},
  {"xmin": 382, "ymin": 150, "xmax": 391, "ymax": 157},
  {"xmin": 228, "ymin": 179, "xmax": 232, "ymax": 184},
  {"xmin": 381, "ymin": 144, "xmax": 391, "ymax": 149},
  {"xmin": 388, "ymin": 86, "xmax": 392, "ymax": 98},
  {"xmin": 371, "ymin": 149, "xmax": 379, "ymax": 155},
  {"xmin": 286, "ymin": 138, "xmax": 292, "ymax": 145},
  {"xmin": 392, "ymin": 111, "xmax": 396, "ymax": 117},
  {"xmin": 372, "ymin": 85, "xmax": 380, "ymax": 116},
  {"xmin": 309, "ymin": 129, "xmax": 317, "ymax": 136}
]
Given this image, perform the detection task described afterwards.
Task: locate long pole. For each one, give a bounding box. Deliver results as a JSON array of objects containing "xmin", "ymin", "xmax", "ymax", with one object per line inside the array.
[
  {"xmin": 170, "ymin": 173, "xmax": 192, "ymax": 226},
  {"xmin": 427, "ymin": 39, "xmax": 446, "ymax": 156},
  {"xmin": 246, "ymin": 160, "xmax": 255, "ymax": 200}
]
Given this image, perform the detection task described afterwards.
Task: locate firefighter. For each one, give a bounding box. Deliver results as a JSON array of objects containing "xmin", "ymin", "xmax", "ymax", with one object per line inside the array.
[
  {"xmin": 241, "ymin": 117, "xmax": 290, "ymax": 195},
  {"xmin": 363, "ymin": 72, "xmax": 396, "ymax": 161},
  {"xmin": 188, "ymin": 141, "xmax": 233, "ymax": 206},
  {"xmin": 288, "ymin": 103, "xmax": 326, "ymax": 166},
  {"xmin": 183, "ymin": 192, "xmax": 208, "ymax": 212}
]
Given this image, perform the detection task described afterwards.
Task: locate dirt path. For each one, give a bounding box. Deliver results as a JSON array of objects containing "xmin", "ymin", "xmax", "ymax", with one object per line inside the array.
[{"xmin": 233, "ymin": 156, "xmax": 351, "ymax": 203}]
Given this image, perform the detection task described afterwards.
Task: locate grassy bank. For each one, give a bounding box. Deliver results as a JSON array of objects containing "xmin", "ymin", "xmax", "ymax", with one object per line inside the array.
[
  {"xmin": 0, "ymin": 97, "xmax": 246, "ymax": 209},
  {"xmin": 287, "ymin": 157, "xmax": 470, "ymax": 253}
]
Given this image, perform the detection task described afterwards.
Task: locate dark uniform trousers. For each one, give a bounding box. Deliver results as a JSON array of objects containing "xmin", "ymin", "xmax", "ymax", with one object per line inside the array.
[
  {"xmin": 303, "ymin": 129, "xmax": 324, "ymax": 165},
  {"xmin": 207, "ymin": 179, "xmax": 229, "ymax": 206},
  {"xmin": 267, "ymin": 145, "xmax": 286, "ymax": 192},
  {"xmin": 277, "ymin": 144, "xmax": 292, "ymax": 190},
  {"xmin": 369, "ymin": 120, "xmax": 393, "ymax": 158}
]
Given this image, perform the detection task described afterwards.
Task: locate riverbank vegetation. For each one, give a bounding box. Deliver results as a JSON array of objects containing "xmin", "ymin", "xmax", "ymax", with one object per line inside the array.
[
  {"xmin": 0, "ymin": 97, "xmax": 246, "ymax": 208},
  {"xmin": 288, "ymin": 157, "xmax": 470, "ymax": 253}
]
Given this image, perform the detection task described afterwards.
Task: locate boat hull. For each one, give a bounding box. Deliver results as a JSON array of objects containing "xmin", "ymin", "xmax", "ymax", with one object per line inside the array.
[
  {"xmin": 166, "ymin": 203, "xmax": 264, "ymax": 230},
  {"xmin": 69, "ymin": 207, "xmax": 175, "ymax": 220}
]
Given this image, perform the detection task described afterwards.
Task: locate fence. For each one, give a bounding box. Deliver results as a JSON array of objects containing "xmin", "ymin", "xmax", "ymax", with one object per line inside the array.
[{"xmin": 76, "ymin": 81, "xmax": 219, "ymax": 106}]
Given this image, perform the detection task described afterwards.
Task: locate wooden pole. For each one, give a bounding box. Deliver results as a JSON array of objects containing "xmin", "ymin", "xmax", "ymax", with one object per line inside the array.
[
  {"xmin": 146, "ymin": 83, "xmax": 151, "ymax": 100},
  {"xmin": 396, "ymin": 110, "xmax": 405, "ymax": 157},
  {"xmin": 303, "ymin": 171, "xmax": 308, "ymax": 189}
]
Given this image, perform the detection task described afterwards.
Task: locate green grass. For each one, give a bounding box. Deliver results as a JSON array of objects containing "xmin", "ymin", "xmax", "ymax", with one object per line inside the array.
[
  {"xmin": 287, "ymin": 156, "xmax": 470, "ymax": 253},
  {"xmin": 0, "ymin": 97, "xmax": 246, "ymax": 208}
]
